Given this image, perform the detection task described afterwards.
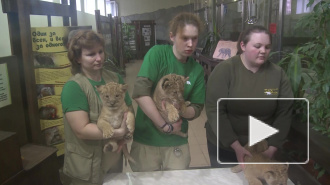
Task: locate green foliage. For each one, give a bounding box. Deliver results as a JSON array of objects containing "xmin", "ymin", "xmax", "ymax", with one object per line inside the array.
[
  {"xmin": 201, "ymin": 21, "xmax": 223, "ymax": 57},
  {"xmin": 314, "ymin": 162, "xmax": 326, "ymax": 179},
  {"xmin": 103, "ymin": 58, "xmax": 125, "ymax": 76},
  {"xmin": 278, "ymin": 0, "xmax": 330, "ymax": 137},
  {"xmin": 122, "ymin": 23, "xmax": 135, "ymax": 60}
]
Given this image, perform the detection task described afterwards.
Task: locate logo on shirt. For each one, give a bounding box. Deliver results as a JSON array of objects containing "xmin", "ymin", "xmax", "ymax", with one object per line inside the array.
[
  {"xmin": 186, "ymin": 81, "xmax": 191, "ymax": 85},
  {"xmin": 264, "ymin": 88, "xmax": 278, "ymax": 95}
]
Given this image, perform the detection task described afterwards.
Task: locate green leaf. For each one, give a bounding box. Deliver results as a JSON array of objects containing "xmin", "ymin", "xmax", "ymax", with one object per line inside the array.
[
  {"xmin": 317, "ymin": 168, "xmax": 326, "ymax": 179},
  {"xmin": 325, "ymin": 112, "xmax": 330, "ymax": 119},
  {"xmin": 313, "ymin": 125, "xmax": 326, "ymax": 131},
  {"xmin": 277, "ymin": 56, "xmax": 289, "ymax": 66},
  {"xmin": 307, "ymin": 0, "xmax": 315, "ymax": 8},
  {"xmin": 318, "ymin": 110, "xmax": 324, "ymax": 118},
  {"xmin": 314, "ymin": 162, "xmax": 321, "ymax": 170},
  {"xmin": 287, "ymin": 52, "xmax": 302, "ymax": 96},
  {"xmin": 323, "ymin": 84, "xmax": 329, "ymax": 94}
]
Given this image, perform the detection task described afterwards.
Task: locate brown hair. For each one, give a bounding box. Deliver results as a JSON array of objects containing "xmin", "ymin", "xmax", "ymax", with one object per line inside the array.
[
  {"xmin": 237, "ymin": 25, "xmax": 272, "ymax": 54},
  {"xmin": 67, "ymin": 30, "xmax": 105, "ymax": 75},
  {"xmin": 169, "ymin": 12, "xmax": 203, "ymax": 36}
]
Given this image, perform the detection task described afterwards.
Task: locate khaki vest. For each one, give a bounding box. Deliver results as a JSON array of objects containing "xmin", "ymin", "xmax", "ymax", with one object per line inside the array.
[{"xmin": 63, "ymin": 69, "xmax": 118, "ymax": 184}]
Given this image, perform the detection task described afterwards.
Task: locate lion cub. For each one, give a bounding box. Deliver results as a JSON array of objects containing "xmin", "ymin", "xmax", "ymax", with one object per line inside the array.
[
  {"xmin": 231, "ymin": 140, "xmax": 289, "ymax": 185},
  {"xmin": 96, "ymin": 82, "xmax": 135, "ymax": 163},
  {"xmin": 153, "ymin": 74, "xmax": 190, "ymax": 137}
]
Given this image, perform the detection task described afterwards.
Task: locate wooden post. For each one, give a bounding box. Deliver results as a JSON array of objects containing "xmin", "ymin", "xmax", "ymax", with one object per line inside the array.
[
  {"xmin": 95, "ymin": 10, "xmax": 101, "ymax": 33},
  {"xmin": 61, "ymin": 0, "xmax": 69, "ymax": 26},
  {"xmin": 117, "ymin": 18, "xmax": 125, "ymax": 69},
  {"xmin": 69, "ymin": 0, "xmax": 77, "ymax": 26},
  {"xmin": 16, "ymin": 0, "xmax": 43, "ymax": 144}
]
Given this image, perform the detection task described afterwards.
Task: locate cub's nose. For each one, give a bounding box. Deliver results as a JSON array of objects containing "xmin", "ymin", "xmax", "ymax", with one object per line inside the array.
[{"xmin": 109, "ymin": 101, "xmax": 116, "ymax": 106}]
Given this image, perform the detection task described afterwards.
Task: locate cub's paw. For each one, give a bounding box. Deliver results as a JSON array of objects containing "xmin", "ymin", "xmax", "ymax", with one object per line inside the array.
[
  {"xmin": 103, "ymin": 144, "xmax": 113, "ymax": 152},
  {"xmin": 180, "ymin": 101, "xmax": 191, "ymax": 114},
  {"xmin": 126, "ymin": 125, "xmax": 135, "ymax": 134},
  {"xmin": 230, "ymin": 165, "xmax": 242, "ymax": 173},
  {"xmin": 124, "ymin": 133, "xmax": 133, "ymax": 140},
  {"xmin": 126, "ymin": 114, "xmax": 135, "ymax": 133},
  {"xmin": 185, "ymin": 101, "xmax": 191, "ymax": 106},
  {"xmin": 102, "ymin": 130, "xmax": 113, "ymax": 139},
  {"xmin": 104, "ymin": 142, "xmax": 118, "ymax": 152},
  {"xmin": 168, "ymin": 111, "xmax": 180, "ymax": 122}
]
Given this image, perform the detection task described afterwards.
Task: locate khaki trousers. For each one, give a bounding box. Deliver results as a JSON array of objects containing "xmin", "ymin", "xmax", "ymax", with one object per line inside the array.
[
  {"xmin": 129, "ymin": 141, "xmax": 191, "ymax": 172},
  {"xmin": 68, "ymin": 151, "xmax": 123, "ymax": 185}
]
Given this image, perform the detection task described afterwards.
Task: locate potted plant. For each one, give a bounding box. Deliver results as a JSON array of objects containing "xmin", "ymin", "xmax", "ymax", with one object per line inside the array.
[
  {"xmin": 278, "ymin": 0, "xmax": 329, "ymax": 136},
  {"xmin": 277, "ymin": 0, "xmax": 330, "ymax": 184},
  {"xmin": 121, "ymin": 23, "xmax": 135, "ymax": 62},
  {"xmin": 200, "ymin": 21, "xmax": 222, "ymax": 57}
]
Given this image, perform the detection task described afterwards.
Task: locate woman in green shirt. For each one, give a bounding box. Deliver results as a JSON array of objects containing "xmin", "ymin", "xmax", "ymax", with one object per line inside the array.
[
  {"xmin": 130, "ymin": 12, "xmax": 206, "ymax": 172},
  {"xmin": 61, "ymin": 30, "xmax": 133, "ymax": 185}
]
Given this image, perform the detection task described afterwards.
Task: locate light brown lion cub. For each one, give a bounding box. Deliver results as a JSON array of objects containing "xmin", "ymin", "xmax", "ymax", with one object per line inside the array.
[
  {"xmin": 153, "ymin": 74, "xmax": 190, "ymax": 137},
  {"xmin": 96, "ymin": 82, "xmax": 135, "ymax": 163},
  {"xmin": 231, "ymin": 140, "xmax": 289, "ymax": 185}
]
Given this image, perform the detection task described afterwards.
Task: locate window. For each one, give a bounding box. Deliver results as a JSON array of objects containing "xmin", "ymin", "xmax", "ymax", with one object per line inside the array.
[
  {"xmin": 296, "ymin": 0, "xmax": 321, "ymax": 14},
  {"xmin": 286, "ymin": 0, "xmax": 292, "ymax": 15},
  {"xmin": 76, "ymin": 0, "xmax": 81, "ymax": 11},
  {"xmin": 97, "ymin": 0, "xmax": 106, "ymax": 16},
  {"xmin": 106, "ymin": 0, "xmax": 118, "ymax": 17},
  {"xmin": 84, "ymin": 0, "xmax": 96, "ymax": 14},
  {"xmin": 67, "ymin": 0, "xmax": 81, "ymax": 11}
]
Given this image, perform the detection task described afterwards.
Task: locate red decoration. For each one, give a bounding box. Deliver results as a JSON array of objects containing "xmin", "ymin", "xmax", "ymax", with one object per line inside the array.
[{"xmin": 269, "ymin": 23, "xmax": 277, "ymax": 34}]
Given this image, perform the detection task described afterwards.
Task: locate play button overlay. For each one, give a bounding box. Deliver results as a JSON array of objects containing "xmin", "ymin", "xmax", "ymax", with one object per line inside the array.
[
  {"xmin": 216, "ymin": 98, "xmax": 309, "ymax": 165},
  {"xmin": 249, "ymin": 116, "xmax": 278, "ymax": 147}
]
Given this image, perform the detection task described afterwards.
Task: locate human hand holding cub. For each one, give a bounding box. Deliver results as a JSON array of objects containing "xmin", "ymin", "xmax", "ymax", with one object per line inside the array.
[{"xmin": 161, "ymin": 100, "xmax": 183, "ymax": 134}]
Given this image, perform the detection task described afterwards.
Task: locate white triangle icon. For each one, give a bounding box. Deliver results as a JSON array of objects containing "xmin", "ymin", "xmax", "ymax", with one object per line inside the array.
[{"xmin": 249, "ymin": 116, "xmax": 279, "ymax": 147}]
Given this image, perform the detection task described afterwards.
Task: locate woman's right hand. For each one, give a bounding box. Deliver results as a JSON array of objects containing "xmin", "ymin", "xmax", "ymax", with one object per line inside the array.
[
  {"xmin": 162, "ymin": 119, "xmax": 183, "ymax": 133},
  {"xmin": 108, "ymin": 112, "xmax": 128, "ymax": 139},
  {"xmin": 231, "ymin": 140, "xmax": 252, "ymax": 169},
  {"xmin": 119, "ymin": 112, "xmax": 128, "ymax": 136},
  {"xmin": 161, "ymin": 100, "xmax": 183, "ymax": 134},
  {"xmin": 171, "ymin": 119, "xmax": 183, "ymax": 132}
]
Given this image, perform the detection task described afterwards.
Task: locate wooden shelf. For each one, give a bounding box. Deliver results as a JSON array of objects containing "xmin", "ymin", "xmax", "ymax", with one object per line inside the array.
[{"xmin": 20, "ymin": 144, "xmax": 57, "ymax": 170}]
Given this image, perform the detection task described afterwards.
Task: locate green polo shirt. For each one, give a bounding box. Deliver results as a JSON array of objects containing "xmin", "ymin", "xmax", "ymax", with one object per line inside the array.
[{"xmin": 133, "ymin": 45, "xmax": 205, "ymax": 147}]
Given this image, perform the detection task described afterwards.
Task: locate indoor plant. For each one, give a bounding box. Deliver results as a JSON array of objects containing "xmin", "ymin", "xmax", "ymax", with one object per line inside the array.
[
  {"xmin": 277, "ymin": 1, "xmax": 330, "ymax": 183},
  {"xmin": 278, "ymin": 0, "xmax": 330, "ymax": 137}
]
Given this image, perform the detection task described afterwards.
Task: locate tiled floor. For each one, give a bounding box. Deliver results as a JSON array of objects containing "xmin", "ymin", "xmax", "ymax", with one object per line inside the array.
[{"xmin": 123, "ymin": 60, "xmax": 210, "ymax": 172}]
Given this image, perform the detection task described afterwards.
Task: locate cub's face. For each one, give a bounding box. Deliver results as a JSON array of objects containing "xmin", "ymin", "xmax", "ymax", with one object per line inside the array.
[
  {"xmin": 96, "ymin": 82, "xmax": 127, "ymax": 110},
  {"xmin": 264, "ymin": 164, "xmax": 289, "ymax": 185},
  {"xmin": 161, "ymin": 74, "xmax": 186, "ymax": 103}
]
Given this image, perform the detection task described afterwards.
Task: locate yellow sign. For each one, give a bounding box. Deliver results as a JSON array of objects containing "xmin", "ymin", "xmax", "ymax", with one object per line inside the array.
[
  {"xmin": 35, "ymin": 66, "xmax": 71, "ymax": 85},
  {"xmin": 31, "ymin": 27, "xmax": 69, "ymax": 53}
]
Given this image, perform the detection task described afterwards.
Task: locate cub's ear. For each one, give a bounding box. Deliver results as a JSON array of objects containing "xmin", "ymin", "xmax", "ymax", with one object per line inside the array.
[
  {"xmin": 121, "ymin": 84, "xmax": 128, "ymax": 92},
  {"xmin": 161, "ymin": 78, "xmax": 170, "ymax": 90},
  {"xmin": 95, "ymin": 85, "xmax": 104, "ymax": 92},
  {"xmin": 183, "ymin": 76, "xmax": 189, "ymax": 83}
]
